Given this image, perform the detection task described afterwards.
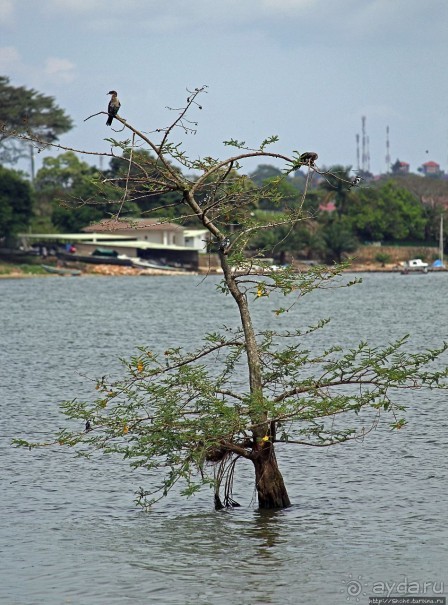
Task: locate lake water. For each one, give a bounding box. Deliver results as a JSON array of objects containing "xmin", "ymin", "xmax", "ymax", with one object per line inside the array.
[{"xmin": 1, "ymin": 273, "xmax": 447, "ymax": 605}]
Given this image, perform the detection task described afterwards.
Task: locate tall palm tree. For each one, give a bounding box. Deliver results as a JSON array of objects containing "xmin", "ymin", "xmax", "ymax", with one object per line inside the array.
[
  {"xmin": 319, "ymin": 165, "xmax": 353, "ymax": 217},
  {"xmin": 321, "ymin": 218, "xmax": 358, "ymax": 263}
]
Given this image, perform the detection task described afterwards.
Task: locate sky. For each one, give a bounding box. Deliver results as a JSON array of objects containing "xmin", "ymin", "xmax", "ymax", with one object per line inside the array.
[{"xmin": 1, "ymin": 0, "xmax": 448, "ymax": 178}]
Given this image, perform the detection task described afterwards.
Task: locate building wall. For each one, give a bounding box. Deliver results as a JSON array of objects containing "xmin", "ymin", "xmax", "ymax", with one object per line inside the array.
[
  {"xmin": 184, "ymin": 234, "xmax": 208, "ymax": 251},
  {"xmin": 85, "ymin": 225, "xmax": 185, "ymax": 246},
  {"xmin": 93, "ymin": 228, "xmax": 183, "ymax": 246}
]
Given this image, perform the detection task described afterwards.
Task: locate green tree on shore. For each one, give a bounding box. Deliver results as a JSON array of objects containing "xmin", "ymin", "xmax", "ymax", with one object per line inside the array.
[
  {"xmin": 34, "ymin": 151, "xmax": 120, "ymax": 232},
  {"xmin": 387, "ymin": 173, "xmax": 448, "ymax": 243},
  {"xmin": 320, "ymin": 217, "xmax": 358, "ymax": 262},
  {"xmin": 0, "ymin": 76, "xmax": 73, "ymax": 167},
  {"xmin": 346, "ymin": 181, "xmax": 426, "ymax": 242},
  {"xmin": 0, "ymin": 165, "xmax": 34, "ymax": 241},
  {"xmin": 13, "ymin": 88, "xmax": 448, "ymax": 510}
]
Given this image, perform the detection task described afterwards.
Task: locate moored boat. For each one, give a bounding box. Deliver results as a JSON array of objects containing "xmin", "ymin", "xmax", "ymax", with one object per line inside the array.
[
  {"xmin": 57, "ymin": 249, "xmax": 134, "ymax": 266},
  {"xmin": 41, "ymin": 264, "xmax": 82, "ymax": 276},
  {"xmin": 131, "ymin": 258, "xmax": 184, "ymax": 271},
  {"xmin": 400, "ymin": 259, "xmax": 428, "ymax": 274}
]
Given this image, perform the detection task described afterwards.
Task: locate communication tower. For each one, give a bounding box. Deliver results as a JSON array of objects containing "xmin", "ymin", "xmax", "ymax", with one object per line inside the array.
[
  {"xmin": 385, "ymin": 126, "xmax": 391, "ymax": 174},
  {"xmin": 361, "ymin": 116, "xmax": 367, "ymax": 173},
  {"xmin": 356, "ymin": 133, "xmax": 360, "ymax": 172}
]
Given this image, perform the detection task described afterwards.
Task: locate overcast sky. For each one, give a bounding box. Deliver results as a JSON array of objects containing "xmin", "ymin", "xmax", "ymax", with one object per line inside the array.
[{"xmin": 1, "ymin": 0, "xmax": 447, "ymax": 177}]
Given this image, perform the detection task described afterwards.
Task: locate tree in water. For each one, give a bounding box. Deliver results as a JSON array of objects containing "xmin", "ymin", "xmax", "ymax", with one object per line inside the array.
[{"xmin": 13, "ymin": 87, "xmax": 448, "ymax": 510}]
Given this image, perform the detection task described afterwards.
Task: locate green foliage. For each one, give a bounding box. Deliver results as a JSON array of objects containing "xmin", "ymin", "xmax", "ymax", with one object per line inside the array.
[
  {"xmin": 346, "ymin": 181, "xmax": 427, "ymax": 242},
  {"xmin": 319, "ymin": 165, "xmax": 353, "ymax": 216},
  {"xmin": 0, "ymin": 262, "xmax": 45, "ymax": 276},
  {"xmin": 106, "ymin": 149, "xmax": 184, "ymax": 218},
  {"xmin": 34, "ymin": 152, "xmax": 120, "ymax": 231},
  {"xmin": 259, "ymin": 176, "xmax": 302, "ymax": 210},
  {"xmin": 0, "ymin": 76, "xmax": 73, "ymax": 164},
  {"xmin": 250, "ymin": 164, "xmax": 283, "ymax": 187},
  {"xmin": 375, "ymin": 252, "xmax": 392, "ymax": 265},
  {"xmin": 247, "ymin": 212, "xmax": 324, "ymax": 262},
  {"xmin": 0, "ymin": 164, "xmax": 34, "ymax": 239},
  {"xmin": 384, "ymin": 173, "xmax": 448, "ymax": 243},
  {"xmin": 319, "ymin": 218, "xmax": 358, "ymax": 263}
]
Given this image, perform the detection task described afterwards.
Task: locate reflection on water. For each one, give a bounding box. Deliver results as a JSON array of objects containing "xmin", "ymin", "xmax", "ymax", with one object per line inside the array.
[{"xmin": 1, "ymin": 274, "xmax": 447, "ymax": 604}]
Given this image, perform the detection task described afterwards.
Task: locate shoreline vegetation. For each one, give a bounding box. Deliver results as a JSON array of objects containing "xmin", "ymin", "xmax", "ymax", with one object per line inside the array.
[{"xmin": 1, "ymin": 259, "xmax": 445, "ymax": 279}]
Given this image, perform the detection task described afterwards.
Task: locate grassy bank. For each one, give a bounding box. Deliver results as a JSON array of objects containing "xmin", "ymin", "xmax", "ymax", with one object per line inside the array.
[{"xmin": 0, "ymin": 262, "xmax": 48, "ymax": 278}]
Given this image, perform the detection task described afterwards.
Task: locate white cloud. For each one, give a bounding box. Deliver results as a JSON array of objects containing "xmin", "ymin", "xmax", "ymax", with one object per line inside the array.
[
  {"xmin": 0, "ymin": 48, "xmax": 77, "ymax": 88},
  {"xmin": 44, "ymin": 57, "xmax": 76, "ymax": 83}
]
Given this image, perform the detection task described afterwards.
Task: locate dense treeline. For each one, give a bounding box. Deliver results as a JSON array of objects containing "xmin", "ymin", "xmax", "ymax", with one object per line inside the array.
[
  {"xmin": 0, "ymin": 77, "xmax": 447, "ymax": 260},
  {"xmin": 1, "ymin": 153, "xmax": 446, "ymax": 262}
]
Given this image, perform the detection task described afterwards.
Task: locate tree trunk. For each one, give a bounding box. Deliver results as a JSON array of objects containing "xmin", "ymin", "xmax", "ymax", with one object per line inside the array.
[
  {"xmin": 252, "ymin": 445, "xmax": 291, "ymax": 509},
  {"xmin": 218, "ymin": 252, "xmax": 291, "ymax": 509}
]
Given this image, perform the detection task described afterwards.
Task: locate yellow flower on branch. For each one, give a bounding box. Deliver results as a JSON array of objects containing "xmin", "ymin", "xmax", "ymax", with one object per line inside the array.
[
  {"xmin": 123, "ymin": 425, "xmax": 129, "ymax": 434},
  {"xmin": 137, "ymin": 361, "xmax": 144, "ymax": 372}
]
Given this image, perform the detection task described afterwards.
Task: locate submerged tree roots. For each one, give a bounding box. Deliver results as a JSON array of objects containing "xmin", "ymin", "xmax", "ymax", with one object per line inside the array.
[{"xmin": 213, "ymin": 452, "xmax": 241, "ymax": 510}]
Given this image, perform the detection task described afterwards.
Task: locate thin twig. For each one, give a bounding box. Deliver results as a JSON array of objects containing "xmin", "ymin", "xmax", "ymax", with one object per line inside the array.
[{"xmin": 115, "ymin": 132, "xmax": 135, "ymax": 219}]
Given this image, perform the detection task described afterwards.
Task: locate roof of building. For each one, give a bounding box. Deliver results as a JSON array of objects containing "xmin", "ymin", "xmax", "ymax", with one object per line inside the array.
[
  {"xmin": 83, "ymin": 218, "xmax": 184, "ymax": 233},
  {"xmin": 422, "ymin": 161, "xmax": 440, "ymax": 167},
  {"xmin": 319, "ymin": 201, "xmax": 336, "ymax": 212},
  {"xmin": 19, "ymin": 233, "xmax": 135, "ymax": 241}
]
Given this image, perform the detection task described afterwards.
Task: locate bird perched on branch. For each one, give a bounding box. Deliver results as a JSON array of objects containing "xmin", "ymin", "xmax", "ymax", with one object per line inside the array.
[
  {"xmin": 219, "ymin": 237, "xmax": 230, "ymax": 254},
  {"xmin": 349, "ymin": 175, "xmax": 363, "ymax": 189},
  {"xmin": 106, "ymin": 90, "xmax": 121, "ymax": 126},
  {"xmin": 299, "ymin": 151, "xmax": 318, "ymax": 167}
]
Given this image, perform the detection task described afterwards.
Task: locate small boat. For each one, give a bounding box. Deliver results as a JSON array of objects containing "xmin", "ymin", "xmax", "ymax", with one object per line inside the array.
[
  {"xmin": 57, "ymin": 249, "xmax": 134, "ymax": 266},
  {"xmin": 41, "ymin": 264, "xmax": 82, "ymax": 276},
  {"xmin": 400, "ymin": 259, "xmax": 428, "ymax": 274},
  {"xmin": 57, "ymin": 249, "xmax": 186, "ymax": 271},
  {"xmin": 431, "ymin": 259, "xmax": 446, "ymax": 270},
  {"xmin": 131, "ymin": 258, "xmax": 184, "ymax": 271}
]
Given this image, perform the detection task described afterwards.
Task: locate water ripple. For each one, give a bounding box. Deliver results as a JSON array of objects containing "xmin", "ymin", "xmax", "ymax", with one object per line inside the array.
[{"xmin": 1, "ymin": 274, "xmax": 447, "ymax": 604}]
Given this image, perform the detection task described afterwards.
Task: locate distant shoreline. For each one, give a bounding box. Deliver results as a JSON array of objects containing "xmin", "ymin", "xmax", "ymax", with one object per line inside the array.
[{"xmin": 1, "ymin": 261, "xmax": 445, "ymax": 279}]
